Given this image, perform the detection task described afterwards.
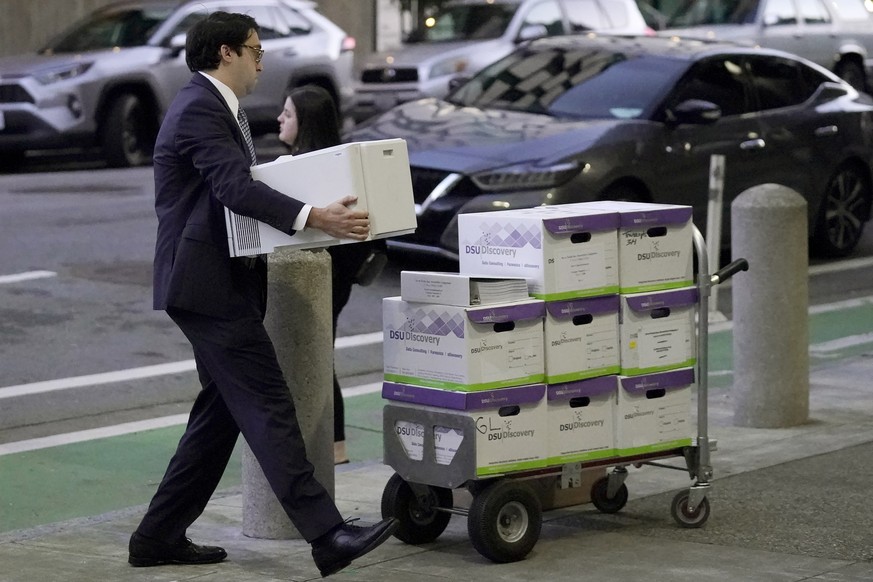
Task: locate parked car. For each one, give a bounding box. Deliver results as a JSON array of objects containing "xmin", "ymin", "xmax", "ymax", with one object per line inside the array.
[
  {"xmin": 658, "ymin": 0, "xmax": 873, "ymax": 93},
  {"xmin": 0, "ymin": 0, "xmax": 355, "ymax": 168},
  {"xmin": 352, "ymin": 0, "xmax": 652, "ymax": 122},
  {"xmin": 348, "ymin": 34, "xmax": 873, "ymax": 260}
]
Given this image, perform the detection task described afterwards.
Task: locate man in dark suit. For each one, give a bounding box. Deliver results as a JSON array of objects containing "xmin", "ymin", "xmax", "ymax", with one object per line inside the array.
[{"xmin": 128, "ymin": 12, "xmax": 396, "ymax": 578}]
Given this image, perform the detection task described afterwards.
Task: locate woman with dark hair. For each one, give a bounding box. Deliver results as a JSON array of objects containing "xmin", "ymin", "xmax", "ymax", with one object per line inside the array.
[{"xmin": 278, "ymin": 85, "xmax": 386, "ymax": 465}]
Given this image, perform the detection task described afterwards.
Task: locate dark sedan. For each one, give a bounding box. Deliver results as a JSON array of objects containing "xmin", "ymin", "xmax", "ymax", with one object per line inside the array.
[{"xmin": 348, "ymin": 34, "xmax": 873, "ymax": 260}]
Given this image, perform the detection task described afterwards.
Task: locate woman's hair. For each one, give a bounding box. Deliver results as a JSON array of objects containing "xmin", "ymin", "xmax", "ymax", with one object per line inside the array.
[
  {"xmin": 287, "ymin": 85, "xmax": 341, "ymax": 155},
  {"xmin": 186, "ymin": 11, "xmax": 258, "ymax": 72}
]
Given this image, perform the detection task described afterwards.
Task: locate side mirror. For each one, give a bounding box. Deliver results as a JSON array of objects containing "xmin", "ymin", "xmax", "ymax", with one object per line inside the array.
[
  {"xmin": 517, "ymin": 24, "xmax": 549, "ymax": 42},
  {"xmin": 666, "ymin": 99, "xmax": 722, "ymax": 125},
  {"xmin": 168, "ymin": 33, "xmax": 186, "ymax": 58},
  {"xmin": 448, "ymin": 75, "xmax": 472, "ymax": 93}
]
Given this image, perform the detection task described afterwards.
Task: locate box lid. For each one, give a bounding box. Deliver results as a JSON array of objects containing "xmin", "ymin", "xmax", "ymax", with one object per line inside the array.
[
  {"xmin": 466, "ymin": 300, "xmax": 545, "ymax": 324},
  {"xmin": 382, "ymin": 382, "xmax": 545, "ymax": 410},
  {"xmin": 546, "ymin": 295, "xmax": 620, "ymax": 319},
  {"xmin": 619, "ymin": 368, "xmax": 695, "ymax": 394},
  {"xmin": 624, "ymin": 287, "xmax": 698, "ymax": 313},
  {"xmin": 547, "ymin": 375, "xmax": 617, "ymax": 401},
  {"xmin": 541, "ymin": 212, "xmax": 619, "ymax": 235}
]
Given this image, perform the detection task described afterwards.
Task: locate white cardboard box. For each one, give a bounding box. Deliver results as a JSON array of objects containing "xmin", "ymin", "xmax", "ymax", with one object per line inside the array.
[
  {"xmin": 383, "ymin": 296, "xmax": 545, "ymax": 391},
  {"xmin": 225, "ymin": 138, "xmax": 417, "ymax": 256},
  {"xmin": 544, "ymin": 295, "xmax": 620, "ymax": 384},
  {"xmin": 382, "ymin": 382, "xmax": 548, "ymax": 476},
  {"xmin": 457, "ymin": 205, "xmax": 619, "ymax": 301},
  {"xmin": 545, "ymin": 375, "xmax": 616, "ymax": 465},
  {"xmin": 571, "ymin": 201, "xmax": 694, "ymax": 293},
  {"xmin": 400, "ymin": 271, "xmax": 529, "ymax": 306},
  {"xmin": 615, "ymin": 368, "xmax": 694, "ymax": 456},
  {"xmin": 620, "ymin": 287, "xmax": 698, "ymax": 376}
]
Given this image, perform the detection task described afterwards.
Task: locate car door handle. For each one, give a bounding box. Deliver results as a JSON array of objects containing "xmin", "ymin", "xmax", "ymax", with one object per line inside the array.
[
  {"xmin": 814, "ymin": 125, "xmax": 838, "ymax": 137},
  {"xmin": 283, "ymin": 49, "xmax": 298, "ymax": 57},
  {"xmin": 739, "ymin": 138, "xmax": 765, "ymax": 150}
]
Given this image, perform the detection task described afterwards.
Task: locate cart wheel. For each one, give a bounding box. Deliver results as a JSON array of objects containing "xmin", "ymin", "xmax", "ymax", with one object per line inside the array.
[
  {"xmin": 670, "ymin": 490, "xmax": 710, "ymax": 528},
  {"xmin": 590, "ymin": 476, "xmax": 628, "ymax": 514},
  {"xmin": 381, "ymin": 473, "xmax": 453, "ymax": 544},
  {"xmin": 467, "ymin": 479, "xmax": 542, "ymax": 563}
]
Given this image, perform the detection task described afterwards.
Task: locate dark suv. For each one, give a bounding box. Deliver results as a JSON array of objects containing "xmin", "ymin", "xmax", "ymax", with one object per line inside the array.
[{"xmin": 0, "ymin": 0, "xmax": 355, "ymax": 167}]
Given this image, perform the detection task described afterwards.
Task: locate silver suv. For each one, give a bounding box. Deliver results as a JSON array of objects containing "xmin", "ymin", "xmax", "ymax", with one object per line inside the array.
[
  {"xmin": 659, "ymin": 0, "xmax": 873, "ymax": 92},
  {"xmin": 353, "ymin": 0, "xmax": 651, "ymax": 122},
  {"xmin": 0, "ymin": 0, "xmax": 355, "ymax": 168}
]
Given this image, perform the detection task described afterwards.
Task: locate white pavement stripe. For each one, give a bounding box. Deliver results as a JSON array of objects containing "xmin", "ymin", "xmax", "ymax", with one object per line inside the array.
[
  {"xmin": 335, "ymin": 331, "xmax": 382, "ymax": 349},
  {"xmin": 809, "ymin": 256, "xmax": 873, "ymax": 276},
  {"xmin": 0, "ymin": 414, "xmax": 189, "ymax": 456},
  {"xmin": 809, "ymin": 332, "xmax": 873, "ymax": 353},
  {"xmin": 0, "ymin": 270, "xmax": 57, "ymax": 284},
  {"xmin": 0, "ymin": 360, "xmax": 196, "ymax": 400},
  {"xmin": 0, "ymin": 384, "xmax": 381, "ymax": 455}
]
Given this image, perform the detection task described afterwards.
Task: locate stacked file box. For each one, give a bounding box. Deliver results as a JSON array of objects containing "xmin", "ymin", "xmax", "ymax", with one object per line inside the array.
[
  {"xmin": 382, "ymin": 272, "xmax": 548, "ymax": 477},
  {"xmin": 383, "ymin": 201, "xmax": 698, "ymax": 480}
]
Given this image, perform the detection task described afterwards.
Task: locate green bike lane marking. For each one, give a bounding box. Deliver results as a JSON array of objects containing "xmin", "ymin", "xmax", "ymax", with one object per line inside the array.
[{"xmin": 3, "ymin": 300, "xmax": 873, "ymax": 534}]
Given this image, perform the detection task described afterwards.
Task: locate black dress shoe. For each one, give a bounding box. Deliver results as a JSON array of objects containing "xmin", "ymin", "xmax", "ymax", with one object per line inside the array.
[
  {"xmin": 128, "ymin": 532, "xmax": 227, "ymax": 567},
  {"xmin": 311, "ymin": 517, "xmax": 398, "ymax": 577}
]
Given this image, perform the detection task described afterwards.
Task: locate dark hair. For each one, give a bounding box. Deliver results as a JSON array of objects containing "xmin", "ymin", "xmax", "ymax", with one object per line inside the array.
[
  {"xmin": 286, "ymin": 85, "xmax": 341, "ymax": 155},
  {"xmin": 185, "ymin": 12, "xmax": 259, "ymax": 72}
]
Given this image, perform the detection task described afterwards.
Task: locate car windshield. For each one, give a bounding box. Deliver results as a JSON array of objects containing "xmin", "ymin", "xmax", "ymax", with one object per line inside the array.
[
  {"xmin": 41, "ymin": 5, "xmax": 175, "ymax": 53},
  {"xmin": 406, "ymin": 3, "xmax": 518, "ymax": 42},
  {"xmin": 448, "ymin": 44, "xmax": 687, "ymax": 119},
  {"xmin": 666, "ymin": 0, "xmax": 761, "ymax": 26}
]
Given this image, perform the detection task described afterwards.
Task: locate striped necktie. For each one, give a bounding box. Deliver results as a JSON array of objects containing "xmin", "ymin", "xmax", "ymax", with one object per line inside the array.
[
  {"xmin": 236, "ymin": 107, "xmax": 264, "ymax": 267},
  {"xmin": 237, "ymin": 107, "xmax": 257, "ymax": 166}
]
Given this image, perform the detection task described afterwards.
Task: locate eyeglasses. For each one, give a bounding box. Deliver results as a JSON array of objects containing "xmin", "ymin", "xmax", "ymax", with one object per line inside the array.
[{"xmin": 241, "ymin": 44, "xmax": 265, "ymax": 63}]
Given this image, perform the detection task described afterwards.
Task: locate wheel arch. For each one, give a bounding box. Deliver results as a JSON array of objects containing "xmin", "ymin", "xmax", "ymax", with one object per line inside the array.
[{"xmin": 95, "ymin": 81, "xmax": 161, "ymax": 144}]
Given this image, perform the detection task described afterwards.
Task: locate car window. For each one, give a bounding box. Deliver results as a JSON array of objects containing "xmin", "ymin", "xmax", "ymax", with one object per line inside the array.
[
  {"xmin": 831, "ymin": 0, "xmax": 873, "ymax": 20},
  {"xmin": 746, "ymin": 55, "xmax": 819, "ymax": 110},
  {"xmin": 222, "ymin": 5, "xmax": 288, "ymax": 40},
  {"xmin": 762, "ymin": 0, "xmax": 798, "ymax": 25},
  {"xmin": 451, "ymin": 45, "xmax": 685, "ymax": 118},
  {"xmin": 165, "ymin": 13, "xmax": 207, "ymax": 42},
  {"xmin": 666, "ymin": 0, "xmax": 760, "ymax": 26},
  {"xmin": 275, "ymin": 3, "xmax": 314, "ymax": 35},
  {"xmin": 563, "ymin": 0, "xmax": 609, "ymax": 30},
  {"xmin": 523, "ymin": 1, "xmax": 567, "ymax": 36},
  {"xmin": 669, "ymin": 57, "xmax": 751, "ymax": 116},
  {"xmin": 593, "ymin": 0, "xmax": 633, "ymax": 28},
  {"xmin": 44, "ymin": 6, "xmax": 174, "ymax": 52},
  {"xmin": 408, "ymin": 4, "xmax": 517, "ymax": 42},
  {"xmin": 796, "ymin": 0, "xmax": 830, "ymax": 24}
]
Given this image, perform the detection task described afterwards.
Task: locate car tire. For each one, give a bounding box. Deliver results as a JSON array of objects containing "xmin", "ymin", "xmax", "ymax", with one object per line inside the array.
[
  {"xmin": 598, "ymin": 183, "xmax": 647, "ymax": 203},
  {"xmin": 100, "ymin": 93, "xmax": 154, "ymax": 168},
  {"xmin": 835, "ymin": 59, "xmax": 868, "ymax": 93},
  {"xmin": 811, "ymin": 163, "xmax": 872, "ymax": 258}
]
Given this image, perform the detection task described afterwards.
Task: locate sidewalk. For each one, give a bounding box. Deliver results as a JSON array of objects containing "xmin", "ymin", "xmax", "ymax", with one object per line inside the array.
[{"xmin": 1, "ymin": 354, "xmax": 872, "ymax": 581}]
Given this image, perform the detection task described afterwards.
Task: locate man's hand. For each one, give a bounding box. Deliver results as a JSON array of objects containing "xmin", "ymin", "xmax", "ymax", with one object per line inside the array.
[{"xmin": 306, "ymin": 195, "xmax": 370, "ymax": 240}]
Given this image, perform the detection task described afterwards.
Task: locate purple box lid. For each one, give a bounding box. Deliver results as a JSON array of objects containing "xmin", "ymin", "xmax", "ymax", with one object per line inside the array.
[
  {"xmin": 620, "ymin": 206, "xmax": 692, "ymax": 227},
  {"xmin": 620, "ymin": 368, "xmax": 695, "ymax": 394},
  {"xmin": 541, "ymin": 212, "xmax": 619, "ymax": 235},
  {"xmin": 467, "ymin": 300, "xmax": 545, "ymax": 324},
  {"xmin": 382, "ymin": 382, "xmax": 545, "ymax": 410},
  {"xmin": 624, "ymin": 288, "xmax": 698, "ymax": 313},
  {"xmin": 548, "ymin": 375, "xmax": 617, "ymax": 401},
  {"xmin": 546, "ymin": 295, "xmax": 620, "ymax": 319}
]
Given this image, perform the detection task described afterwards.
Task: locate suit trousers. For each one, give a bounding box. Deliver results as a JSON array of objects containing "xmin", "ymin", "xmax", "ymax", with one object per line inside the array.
[{"xmin": 135, "ymin": 267, "xmax": 343, "ymax": 543}]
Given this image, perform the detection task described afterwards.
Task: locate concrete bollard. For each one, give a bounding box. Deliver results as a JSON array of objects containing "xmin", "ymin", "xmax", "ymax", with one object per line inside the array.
[
  {"xmin": 242, "ymin": 248, "xmax": 335, "ymax": 538},
  {"xmin": 731, "ymin": 184, "xmax": 809, "ymax": 427}
]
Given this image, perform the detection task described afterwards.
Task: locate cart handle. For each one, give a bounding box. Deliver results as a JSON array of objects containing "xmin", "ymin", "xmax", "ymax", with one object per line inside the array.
[{"xmin": 711, "ymin": 258, "xmax": 748, "ymax": 285}]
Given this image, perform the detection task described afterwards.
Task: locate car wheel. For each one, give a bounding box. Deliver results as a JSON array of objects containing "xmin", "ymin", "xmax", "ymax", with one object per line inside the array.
[
  {"xmin": 101, "ymin": 94, "xmax": 154, "ymax": 168},
  {"xmin": 834, "ymin": 60, "xmax": 868, "ymax": 93},
  {"xmin": 811, "ymin": 164, "xmax": 872, "ymax": 258},
  {"xmin": 598, "ymin": 183, "xmax": 646, "ymax": 203}
]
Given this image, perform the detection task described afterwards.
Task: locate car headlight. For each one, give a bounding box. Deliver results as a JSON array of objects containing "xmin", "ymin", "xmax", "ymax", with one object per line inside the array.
[
  {"xmin": 429, "ymin": 56, "xmax": 469, "ymax": 79},
  {"xmin": 472, "ymin": 161, "xmax": 582, "ymax": 192},
  {"xmin": 34, "ymin": 62, "xmax": 93, "ymax": 85}
]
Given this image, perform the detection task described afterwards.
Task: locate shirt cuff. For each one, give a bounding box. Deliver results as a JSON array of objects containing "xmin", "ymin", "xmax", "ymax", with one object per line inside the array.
[{"xmin": 294, "ymin": 204, "xmax": 312, "ymax": 232}]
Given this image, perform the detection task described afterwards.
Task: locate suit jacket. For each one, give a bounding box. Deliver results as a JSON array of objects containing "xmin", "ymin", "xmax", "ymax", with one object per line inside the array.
[{"xmin": 152, "ymin": 74, "xmax": 305, "ymax": 318}]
